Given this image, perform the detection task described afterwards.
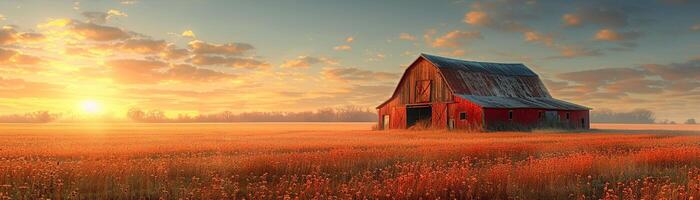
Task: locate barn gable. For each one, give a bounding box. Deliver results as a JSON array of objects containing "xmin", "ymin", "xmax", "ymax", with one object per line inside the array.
[{"xmin": 377, "ymin": 57, "xmax": 454, "ymax": 108}]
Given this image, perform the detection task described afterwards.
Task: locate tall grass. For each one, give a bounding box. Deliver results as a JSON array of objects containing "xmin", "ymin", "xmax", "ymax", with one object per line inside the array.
[{"xmin": 0, "ymin": 123, "xmax": 699, "ymax": 199}]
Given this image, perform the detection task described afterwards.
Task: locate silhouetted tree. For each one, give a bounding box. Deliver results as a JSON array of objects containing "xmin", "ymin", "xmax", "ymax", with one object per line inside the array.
[
  {"xmin": 127, "ymin": 108, "xmax": 146, "ymax": 122},
  {"xmin": 0, "ymin": 111, "xmax": 61, "ymax": 123},
  {"xmin": 685, "ymin": 118, "xmax": 696, "ymax": 124},
  {"xmin": 125, "ymin": 106, "xmax": 377, "ymax": 123},
  {"xmin": 591, "ymin": 108, "xmax": 655, "ymax": 124}
]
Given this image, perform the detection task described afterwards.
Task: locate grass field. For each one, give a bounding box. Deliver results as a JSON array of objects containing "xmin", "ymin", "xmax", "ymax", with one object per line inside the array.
[{"xmin": 1, "ymin": 123, "xmax": 700, "ymax": 199}]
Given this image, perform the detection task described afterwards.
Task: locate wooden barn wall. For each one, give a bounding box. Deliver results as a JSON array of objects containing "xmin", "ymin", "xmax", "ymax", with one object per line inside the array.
[
  {"xmin": 377, "ymin": 97, "xmax": 405, "ymax": 129},
  {"xmin": 431, "ymin": 103, "xmax": 448, "ymax": 129},
  {"xmin": 397, "ymin": 58, "xmax": 453, "ymax": 105},
  {"xmin": 449, "ymin": 96, "xmax": 484, "ymax": 130},
  {"xmin": 558, "ymin": 110, "xmax": 589, "ymax": 129},
  {"xmin": 483, "ymin": 108, "xmax": 590, "ymax": 130}
]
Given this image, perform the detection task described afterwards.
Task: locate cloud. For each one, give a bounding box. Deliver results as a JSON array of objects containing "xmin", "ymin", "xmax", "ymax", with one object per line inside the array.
[
  {"xmin": 602, "ymin": 79, "xmax": 666, "ymax": 94},
  {"xmin": 562, "ymin": 5, "xmax": 629, "ymax": 28},
  {"xmin": 0, "ymin": 27, "xmax": 45, "ymax": 45},
  {"xmin": 108, "ymin": 38, "xmax": 168, "ymax": 54},
  {"xmin": 461, "ymin": 1, "xmax": 534, "ymax": 32},
  {"xmin": 280, "ymin": 56, "xmax": 337, "ymax": 69},
  {"xmin": 593, "ymin": 29, "xmax": 641, "ymax": 41},
  {"xmin": 105, "ymin": 59, "xmax": 168, "ymax": 84},
  {"xmin": 0, "ymin": 48, "xmax": 44, "ymax": 70},
  {"xmin": 463, "ymin": 11, "xmax": 491, "ymax": 26},
  {"xmin": 82, "ymin": 9, "xmax": 128, "ymax": 24},
  {"xmin": 82, "ymin": 12, "xmax": 109, "ymax": 24},
  {"xmin": 166, "ymin": 64, "xmax": 236, "ymax": 82},
  {"xmin": 0, "ymin": 14, "xmax": 5, "ymax": 21},
  {"xmin": 0, "ymin": 28, "xmax": 16, "ymax": 45},
  {"xmin": 104, "ymin": 59, "xmax": 235, "ymax": 84},
  {"xmin": 345, "ymin": 36, "xmax": 354, "ymax": 43},
  {"xmin": 321, "ymin": 67, "xmax": 399, "ymax": 82},
  {"xmin": 182, "ymin": 30, "xmax": 196, "ymax": 39},
  {"xmin": 550, "ymin": 57, "xmax": 700, "ymax": 105},
  {"xmin": 107, "ymin": 9, "xmax": 128, "ymax": 18},
  {"xmin": 368, "ymin": 53, "xmax": 386, "ymax": 62},
  {"xmin": 642, "ymin": 59, "xmax": 700, "ymax": 81},
  {"xmin": 16, "ymin": 32, "xmax": 46, "ymax": 43},
  {"xmin": 190, "ymin": 55, "xmax": 268, "ymax": 69},
  {"xmin": 161, "ymin": 46, "xmax": 190, "ymax": 60},
  {"xmin": 37, "ymin": 18, "xmax": 73, "ymax": 28},
  {"xmin": 558, "ymin": 67, "xmax": 648, "ymax": 88},
  {"xmin": 549, "ymin": 45, "xmax": 603, "ymax": 59},
  {"xmin": 426, "ymin": 30, "xmax": 482, "ymax": 48},
  {"xmin": 120, "ymin": 0, "xmax": 138, "ymax": 5},
  {"xmin": 691, "ymin": 24, "xmax": 700, "ymax": 31},
  {"xmin": 561, "ymin": 14, "xmax": 582, "ymax": 27},
  {"xmin": 333, "ymin": 45, "xmax": 351, "ymax": 51},
  {"xmin": 70, "ymin": 22, "xmax": 131, "ymax": 41},
  {"xmin": 523, "ymin": 31, "xmax": 554, "ymax": 46},
  {"xmin": 0, "ymin": 77, "xmax": 64, "ymax": 98},
  {"xmin": 188, "ymin": 40, "xmax": 254, "ymax": 55},
  {"xmin": 398, "ymin": 33, "xmax": 416, "ymax": 41}
]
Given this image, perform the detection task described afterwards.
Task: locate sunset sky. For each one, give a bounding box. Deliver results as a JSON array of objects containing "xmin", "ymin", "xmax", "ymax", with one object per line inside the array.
[{"xmin": 1, "ymin": 0, "xmax": 699, "ymax": 121}]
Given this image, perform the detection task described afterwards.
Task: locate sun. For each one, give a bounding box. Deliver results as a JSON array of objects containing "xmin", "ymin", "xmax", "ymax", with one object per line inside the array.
[{"xmin": 79, "ymin": 100, "xmax": 103, "ymax": 114}]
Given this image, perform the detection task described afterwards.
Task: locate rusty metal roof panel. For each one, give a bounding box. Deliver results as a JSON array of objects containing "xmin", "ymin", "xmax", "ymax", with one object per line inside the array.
[
  {"xmin": 458, "ymin": 95, "xmax": 590, "ymax": 110},
  {"xmin": 421, "ymin": 53, "xmax": 537, "ymax": 77}
]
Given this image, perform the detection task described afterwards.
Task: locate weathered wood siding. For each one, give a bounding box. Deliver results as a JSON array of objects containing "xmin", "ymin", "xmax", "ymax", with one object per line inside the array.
[
  {"xmin": 449, "ymin": 96, "xmax": 484, "ymax": 131},
  {"xmin": 377, "ymin": 97, "xmax": 406, "ymax": 129},
  {"xmin": 397, "ymin": 58, "xmax": 453, "ymax": 105},
  {"xmin": 431, "ymin": 103, "xmax": 448, "ymax": 129},
  {"xmin": 483, "ymin": 108, "xmax": 589, "ymax": 130}
]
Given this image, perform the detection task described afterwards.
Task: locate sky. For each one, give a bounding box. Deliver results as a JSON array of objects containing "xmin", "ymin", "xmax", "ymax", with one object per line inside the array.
[{"xmin": 0, "ymin": 0, "xmax": 699, "ymax": 122}]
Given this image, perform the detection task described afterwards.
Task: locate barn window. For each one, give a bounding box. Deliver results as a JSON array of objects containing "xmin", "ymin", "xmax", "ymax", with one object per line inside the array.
[
  {"xmin": 508, "ymin": 110, "xmax": 513, "ymax": 120},
  {"xmin": 459, "ymin": 112, "xmax": 467, "ymax": 120},
  {"xmin": 566, "ymin": 112, "xmax": 570, "ymax": 120},
  {"xmin": 538, "ymin": 111, "xmax": 544, "ymax": 119}
]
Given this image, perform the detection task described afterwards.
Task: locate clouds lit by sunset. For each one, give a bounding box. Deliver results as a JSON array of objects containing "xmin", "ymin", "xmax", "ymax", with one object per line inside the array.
[{"xmin": 1, "ymin": 0, "xmax": 699, "ymax": 121}]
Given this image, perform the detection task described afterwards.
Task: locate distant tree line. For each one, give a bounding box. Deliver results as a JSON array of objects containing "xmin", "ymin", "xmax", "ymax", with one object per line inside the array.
[
  {"xmin": 126, "ymin": 105, "xmax": 377, "ymax": 123},
  {"xmin": 590, "ymin": 108, "xmax": 656, "ymax": 124},
  {"xmin": 0, "ymin": 111, "xmax": 61, "ymax": 123}
]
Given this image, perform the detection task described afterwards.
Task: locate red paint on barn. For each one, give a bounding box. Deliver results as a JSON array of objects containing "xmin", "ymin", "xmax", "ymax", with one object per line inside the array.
[{"xmin": 377, "ymin": 54, "xmax": 590, "ymax": 131}]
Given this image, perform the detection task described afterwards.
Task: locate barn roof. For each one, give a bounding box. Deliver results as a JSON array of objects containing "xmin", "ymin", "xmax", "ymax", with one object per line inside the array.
[
  {"xmin": 377, "ymin": 54, "xmax": 589, "ymax": 110},
  {"xmin": 458, "ymin": 95, "xmax": 590, "ymax": 110},
  {"xmin": 421, "ymin": 54, "xmax": 537, "ymax": 77},
  {"xmin": 420, "ymin": 53, "xmax": 552, "ymax": 98}
]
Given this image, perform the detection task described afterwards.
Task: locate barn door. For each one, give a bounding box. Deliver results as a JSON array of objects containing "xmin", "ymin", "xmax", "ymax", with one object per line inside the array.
[
  {"xmin": 415, "ymin": 80, "xmax": 432, "ymax": 103},
  {"xmin": 383, "ymin": 115, "xmax": 390, "ymax": 130},
  {"xmin": 545, "ymin": 111, "xmax": 558, "ymax": 122}
]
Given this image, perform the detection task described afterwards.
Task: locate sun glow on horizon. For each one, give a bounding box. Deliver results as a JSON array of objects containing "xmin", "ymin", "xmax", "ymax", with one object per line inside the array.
[{"xmin": 79, "ymin": 100, "xmax": 103, "ymax": 114}]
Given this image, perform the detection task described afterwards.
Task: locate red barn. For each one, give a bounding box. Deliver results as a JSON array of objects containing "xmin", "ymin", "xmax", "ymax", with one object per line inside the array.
[{"xmin": 376, "ymin": 54, "xmax": 590, "ymax": 131}]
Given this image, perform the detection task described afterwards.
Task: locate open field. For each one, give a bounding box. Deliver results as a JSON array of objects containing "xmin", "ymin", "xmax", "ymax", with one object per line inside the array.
[{"xmin": 1, "ymin": 123, "xmax": 700, "ymax": 199}]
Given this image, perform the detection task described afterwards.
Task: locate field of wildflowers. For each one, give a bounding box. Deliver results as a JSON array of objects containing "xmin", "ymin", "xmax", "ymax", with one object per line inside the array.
[{"xmin": 0, "ymin": 123, "xmax": 699, "ymax": 199}]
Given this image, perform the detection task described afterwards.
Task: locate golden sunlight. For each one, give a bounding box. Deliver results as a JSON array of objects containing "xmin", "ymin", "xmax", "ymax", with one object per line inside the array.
[{"xmin": 79, "ymin": 100, "xmax": 103, "ymax": 114}]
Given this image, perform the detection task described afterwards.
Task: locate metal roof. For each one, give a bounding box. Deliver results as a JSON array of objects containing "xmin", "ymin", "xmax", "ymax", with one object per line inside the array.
[
  {"xmin": 421, "ymin": 53, "xmax": 537, "ymax": 77},
  {"xmin": 421, "ymin": 53, "xmax": 551, "ymax": 98},
  {"xmin": 458, "ymin": 95, "xmax": 590, "ymax": 110}
]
